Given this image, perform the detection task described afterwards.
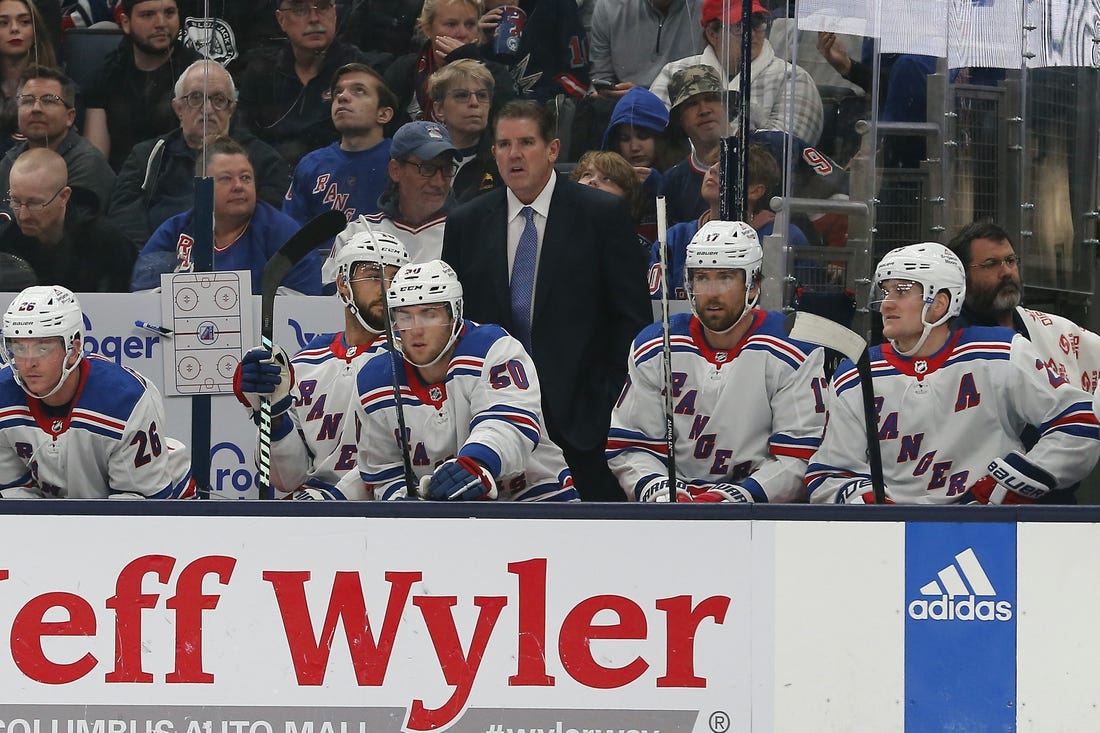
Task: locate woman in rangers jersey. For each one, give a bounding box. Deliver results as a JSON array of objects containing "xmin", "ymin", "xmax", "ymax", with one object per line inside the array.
[
  {"xmin": 352, "ymin": 259, "xmax": 577, "ymax": 502},
  {"xmin": 807, "ymin": 242, "xmax": 1100, "ymax": 505},
  {"xmin": 233, "ymin": 229, "xmax": 411, "ymax": 500},
  {"xmin": 608, "ymin": 220, "xmax": 826, "ymax": 503},
  {"xmin": 0, "ymin": 285, "xmax": 194, "ymax": 499}
]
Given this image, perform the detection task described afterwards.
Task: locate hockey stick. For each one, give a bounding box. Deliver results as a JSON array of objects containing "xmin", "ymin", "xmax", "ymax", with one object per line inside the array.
[
  {"xmin": 655, "ymin": 196, "xmax": 678, "ymax": 501},
  {"xmin": 256, "ymin": 209, "xmax": 348, "ymax": 500},
  {"xmin": 784, "ymin": 312, "xmax": 886, "ymax": 504},
  {"xmin": 361, "ymin": 224, "xmax": 419, "ymax": 498}
]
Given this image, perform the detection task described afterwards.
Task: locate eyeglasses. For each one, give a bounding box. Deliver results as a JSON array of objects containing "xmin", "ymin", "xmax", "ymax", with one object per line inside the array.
[
  {"xmin": 178, "ymin": 91, "xmax": 233, "ymax": 110},
  {"xmin": 446, "ymin": 88, "xmax": 491, "ymax": 104},
  {"xmin": 279, "ymin": 0, "xmax": 335, "ymax": 17},
  {"xmin": 398, "ymin": 159, "xmax": 457, "ymax": 179},
  {"xmin": 15, "ymin": 93, "xmax": 69, "ymax": 109},
  {"xmin": 8, "ymin": 340, "xmax": 61, "ymax": 358},
  {"xmin": 7, "ymin": 186, "xmax": 65, "ymax": 212},
  {"xmin": 970, "ymin": 255, "xmax": 1019, "ymax": 271},
  {"xmin": 393, "ymin": 305, "xmax": 453, "ymax": 329}
]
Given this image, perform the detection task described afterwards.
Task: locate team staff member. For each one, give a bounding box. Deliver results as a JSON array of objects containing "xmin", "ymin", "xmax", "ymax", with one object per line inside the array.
[
  {"xmin": 352, "ymin": 259, "xmax": 578, "ymax": 502},
  {"xmin": 609, "ymin": 220, "xmax": 825, "ymax": 502},
  {"xmin": 0, "ymin": 285, "xmax": 195, "ymax": 499},
  {"xmin": 443, "ymin": 100, "xmax": 651, "ymax": 501},
  {"xmin": 806, "ymin": 242, "xmax": 1100, "ymax": 505}
]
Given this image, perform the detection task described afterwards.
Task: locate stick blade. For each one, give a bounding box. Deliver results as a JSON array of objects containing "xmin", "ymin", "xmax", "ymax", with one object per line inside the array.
[
  {"xmin": 261, "ymin": 209, "xmax": 347, "ymax": 299},
  {"xmin": 784, "ymin": 311, "xmax": 868, "ymax": 364}
]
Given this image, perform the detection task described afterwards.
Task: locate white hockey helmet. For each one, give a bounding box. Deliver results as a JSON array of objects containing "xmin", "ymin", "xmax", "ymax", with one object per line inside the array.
[
  {"xmin": 1, "ymin": 285, "xmax": 85, "ymax": 399},
  {"xmin": 387, "ymin": 259, "xmax": 464, "ymax": 367},
  {"xmin": 872, "ymin": 242, "xmax": 966, "ymax": 356},
  {"xmin": 335, "ymin": 229, "xmax": 411, "ymax": 333},
  {"xmin": 684, "ymin": 220, "xmax": 764, "ymax": 324}
]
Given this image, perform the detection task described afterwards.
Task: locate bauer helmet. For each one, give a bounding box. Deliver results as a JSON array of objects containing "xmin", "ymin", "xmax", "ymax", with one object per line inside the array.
[
  {"xmin": 1, "ymin": 285, "xmax": 85, "ymax": 399},
  {"xmin": 684, "ymin": 220, "xmax": 763, "ymax": 326},
  {"xmin": 872, "ymin": 242, "xmax": 966, "ymax": 356}
]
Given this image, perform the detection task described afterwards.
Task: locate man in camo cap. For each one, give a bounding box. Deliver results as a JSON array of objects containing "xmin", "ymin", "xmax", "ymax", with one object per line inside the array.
[{"xmin": 660, "ymin": 64, "xmax": 729, "ymax": 225}]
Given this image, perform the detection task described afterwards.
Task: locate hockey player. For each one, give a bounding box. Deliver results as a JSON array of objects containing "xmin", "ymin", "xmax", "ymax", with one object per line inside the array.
[
  {"xmin": 806, "ymin": 242, "xmax": 1100, "ymax": 505},
  {"xmin": 0, "ymin": 285, "xmax": 194, "ymax": 499},
  {"xmin": 352, "ymin": 259, "xmax": 578, "ymax": 502},
  {"xmin": 608, "ymin": 220, "xmax": 826, "ymax": 503},
  {"xmin": 233, "ymin": 229, "xmax": 411, "ymax": 499}
]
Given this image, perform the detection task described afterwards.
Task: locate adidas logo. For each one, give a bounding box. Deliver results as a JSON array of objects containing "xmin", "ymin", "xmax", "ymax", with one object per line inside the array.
[{"xmin": 907, "ymin": 547, "xmax": 1013, "ymax": 622}]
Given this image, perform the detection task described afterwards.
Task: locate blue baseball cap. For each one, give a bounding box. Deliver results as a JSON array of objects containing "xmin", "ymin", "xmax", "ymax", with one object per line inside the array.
[{"xmin": 391, "ymin": 121, "xmax": 459, "ymax": 161}]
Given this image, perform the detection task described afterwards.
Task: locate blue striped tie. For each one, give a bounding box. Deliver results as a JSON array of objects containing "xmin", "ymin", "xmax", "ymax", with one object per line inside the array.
[{"xmin": 510, "ymin": 206, "xmax": 538, "ymax": 350}]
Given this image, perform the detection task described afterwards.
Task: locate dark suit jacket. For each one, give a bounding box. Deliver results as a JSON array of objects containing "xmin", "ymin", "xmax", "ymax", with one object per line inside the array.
[{"xmin": 443, "ymin": 177, "xmax": 652, "ymax": 451}]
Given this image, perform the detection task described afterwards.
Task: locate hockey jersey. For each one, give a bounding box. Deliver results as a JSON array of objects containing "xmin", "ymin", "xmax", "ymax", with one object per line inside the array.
[
  {"xmin": 283, "ymin": 140, "xmax": 392, "ymax": 226},
  {"xmin": 320, "ymin": 211, "xmax": 448, "ymax": 286},
  {"xmin": 0, "ymin": 356, "xmax": 194, "ymax": 499},
  {"xmin": 806, "ymin": 327, "xmax": 1100, "ymax": 504},
  {"xmin": 608, "ymin": 310, "xmax": 826, "ymax": 502},
  {"xmin": 353, "ymin": 321, "xmax": 578, "ymax": 502},
  {"xmin": 266, "ymin": 332, "xmax": 388, "ymax": 499}
]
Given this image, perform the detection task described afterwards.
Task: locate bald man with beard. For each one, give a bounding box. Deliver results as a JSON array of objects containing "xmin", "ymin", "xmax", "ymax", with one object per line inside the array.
[{"xmin": 0, "ymin": 148, "xmax": 134, "ymax": 292}]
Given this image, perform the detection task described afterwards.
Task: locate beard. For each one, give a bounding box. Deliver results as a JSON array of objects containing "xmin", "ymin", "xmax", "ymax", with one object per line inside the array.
[
  {"xmin": 131, "ymin": 34, "xmax": 174, "ymax": 58},
  {"xmin": 970, "ymin": 277, "xmax": 1022, "ymax": 322}
]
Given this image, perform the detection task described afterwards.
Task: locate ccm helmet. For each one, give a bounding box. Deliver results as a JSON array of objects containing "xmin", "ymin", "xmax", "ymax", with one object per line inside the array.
[
  {"xmin": 387, "ymin": 260, "xmax": 464, "ymax": 367},
  {"xmin": 2, "ymin": 285, "xmax": 84, "ymax": 399},
  {"xmin": 335, "ymin": 229, "xmax": 411, "ymax": 333}
]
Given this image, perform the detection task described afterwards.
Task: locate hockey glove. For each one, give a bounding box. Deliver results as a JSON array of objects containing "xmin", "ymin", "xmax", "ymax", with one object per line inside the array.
[
  {"xmin": 961, "ymin": 454, "xmax": 1047, "ymax": 505},
  {"xmin": 289, "ymin": 488, "xmax": 337, "ymax": 501},
  {"xmin": 233, "ymin": 345, "xmax": 295, "ymax": 418},
  {"xmin": 637, "ymin": 477, "xmax": 692, "ymax": 503},
  {"xmin": 690, "ymin": 483, "xmax": 755, "ymax": 503},
  {"xmin": 420, "ymin": 457, "xmax": 498, "ymax": 501},
  {"xmin": 834, "ymin": 479, "xmax": 893, "ymax": 505}
]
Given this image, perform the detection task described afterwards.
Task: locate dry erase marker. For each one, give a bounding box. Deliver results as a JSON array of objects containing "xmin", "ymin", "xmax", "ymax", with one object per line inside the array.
[{"xmin": 135, "ymin": 320, "xmax": 173, "ymax": 337}]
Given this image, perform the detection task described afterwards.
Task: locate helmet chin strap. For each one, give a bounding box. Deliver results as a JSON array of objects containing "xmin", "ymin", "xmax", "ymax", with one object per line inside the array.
[
  {"xmin": 15, "ymin": 345, "xmax": 81, "ymax": 401},
  {"xmin": 690, "ymin": 282, "xmax": 759, "ymax": 336},
  {"xmin": 399, "ymin": 319, "xmax": 463, "ymax": 370},
  {"xmin": 891, "ymin": 302, "xmax": 945, "ymax": 357},
  {"xmin": 339, "ymin": 276, "xmax": 384, "ymax": 335}
]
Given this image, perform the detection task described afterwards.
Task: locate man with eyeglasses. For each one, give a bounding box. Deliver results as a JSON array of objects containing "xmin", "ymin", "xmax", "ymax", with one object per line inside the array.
[
  {"xmin": 807, "ymin": 242, "xmax": 1100, "ymax": 505},
  {"xmin": 649, "ymin": 0, "xmax": 823, "ymax": 146},
  {"xmin": 284, "ymin": 63, "xmax": 397, "ymax": 228},
  {"xmin": 237, "ymin": 0, "xmax": 374, "ymax": 168},
  {"xmin": 0, "ymin": 66, "xmax": 116, "ymax": 218},
  {"xmin": 328, "ymin": 121, "xmax": 458, "ymax": 277},
  {"xmin": 350, "ymin": 259, "xmax": 578, "ymax": 502},
  {"xmin": 83, "ymin": 0, "xmax": 201, "ymax": 171},
  {"xmin": 108, "ymin": 59, "xmax": 290, "ymax": 250},
  {"xmin": 609, "ymin": 220, "xmax": 825, "ymax": 503},
  {"xmin": 233, "ymin": 230, "xmax": 411, "ymax": 499},
  {"xmin": 0, "ymin": 148, "xmax": 134, "ymax": 292},
  {"xmin": 947, "ymin": 220, "xmax": 1100, "ymax": 502}
]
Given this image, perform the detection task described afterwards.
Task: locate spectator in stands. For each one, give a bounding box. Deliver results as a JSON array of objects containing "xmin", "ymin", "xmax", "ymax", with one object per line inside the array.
[
  {"xmin": 429, "ymin": 58, "xmax": 501, "ymax": 204},
  {"xmin": 323, "ymin": 120, "xmax": 458, "ymax": 290},
  {"xmin": 284, "ymin": 62, "xmax": 396, "ymax": 225},
  {"xmin": 0, "ymin": 1, "xmax": 56, "ymax": 155},
  {"xmin": 0, "ymin": 66, "xmax": 115, "ymax": 215},
  {"xmin": 571, "ymin": 149, "xmax": 650, "ymax": 252},
  {"xmin": 384, "ymin": 0, "xmax": 515, "ymax": 131},
  {"xmin": 653, "ymin": 145, "xmax": 809, "ymax": 299},
  {"xmin": 0, "ymin": 148, "xmax": 134, "ymax": 291},
  {"xmin": 600, "ymin": 86, "xmax": 682, "ymax": 241},
  {"xmin": 108, "ymin": 59, "xmax": 290, "ymax": 249},
  {"xmin": 476, "ymin": 0, "xmax": 591, "ymax": 103},
  {"xmin": 236, "ymin": 0, "xmax": 368, "ymax": 168},
  {"xmin": 589, "ymin": 0, "xmax": 704, "ymax": 95},
  {"xmin": 650, "ymin": 0, "xmax": 822, "ymax": 146},
  {"xmin": 132, "ymin": 134, "xmax": 320, "ymax": 295},
  {"xmin": 83, "ymin": 0, "xmax": 202, "ymax": 171},
  {"xmin": 660, "ymin": 64, "xmax": 726, "ymax": 225}
]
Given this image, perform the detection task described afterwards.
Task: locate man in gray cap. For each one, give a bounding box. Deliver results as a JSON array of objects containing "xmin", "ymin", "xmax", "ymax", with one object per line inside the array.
[
  {"xmin": 322, "ymin": 121, "xmax": 459, "ymax": 288},
  {"xmin": 660, "ymin": 64, "xmax": 729, "ymax": 225}
]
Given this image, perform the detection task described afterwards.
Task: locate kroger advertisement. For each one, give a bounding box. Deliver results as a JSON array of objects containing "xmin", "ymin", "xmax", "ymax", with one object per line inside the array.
[
  {"xmin": 0, "ymin": 514, "xmax": 1098, "ymax": 731},
  {"xmin": 0, "ymin": 292, "xmax": 341, "ymax": 499}
]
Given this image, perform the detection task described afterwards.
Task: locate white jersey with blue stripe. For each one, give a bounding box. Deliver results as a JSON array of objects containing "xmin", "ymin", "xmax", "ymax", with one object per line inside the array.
[
  {"xmin": 268, "ymin": 331, "xmax": 388, "ymax": 499},
  {"xmin": 608, "ymin": 310, "xmax": 827, "ymax": 502},
  {"xmin": 807, "ymin": 326, "xmax": 1100, "ymax": 504},
  {"xmin": 352, "ymin": 320, "xmax": 577, "ymax": 502},
  {"xmin": 0, "ymin": 356, "xmax": 194, "ymax": 499}
]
